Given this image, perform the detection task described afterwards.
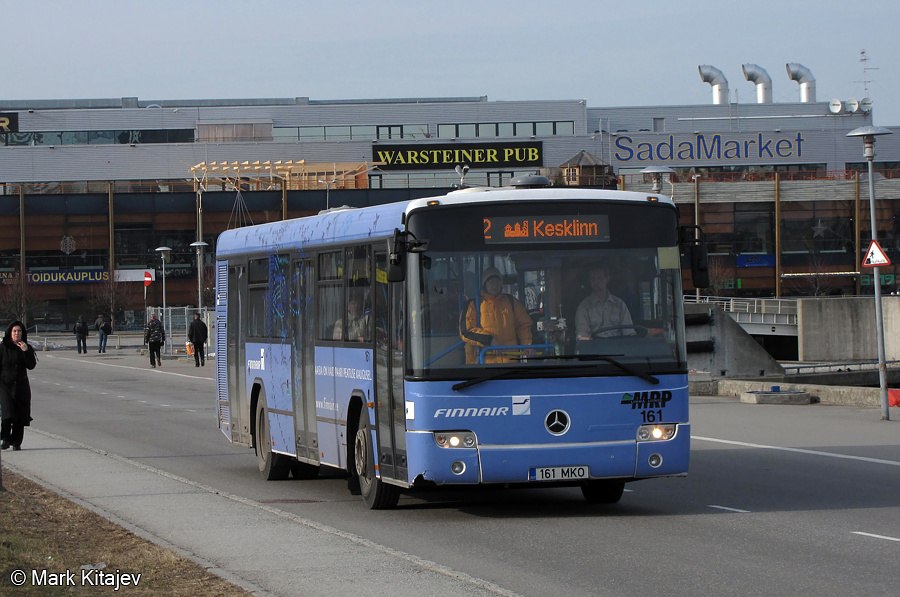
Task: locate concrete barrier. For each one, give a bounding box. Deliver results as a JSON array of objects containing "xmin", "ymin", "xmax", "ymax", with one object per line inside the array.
[{"xmin": 694, "ymin": 378, "xmax": 885, "ymax": 408}]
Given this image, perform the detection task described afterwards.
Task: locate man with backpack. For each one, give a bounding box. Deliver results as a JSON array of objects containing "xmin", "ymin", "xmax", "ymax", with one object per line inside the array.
[
  {"xmin": 73, "ymin": 315, "xmax": 88, "ymax": 354},
  {"xmin": 94, "ymin": 313, "xmax": 112, "ymax": 354},
  {"xmin": 144, "ymin": 313, "xmax": 166, "ymax": 368}
]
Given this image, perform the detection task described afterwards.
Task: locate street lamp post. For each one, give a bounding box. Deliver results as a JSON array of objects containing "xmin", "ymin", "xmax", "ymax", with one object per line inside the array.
[
  {"xmin": 640, "ymin": 165, "xmax": 676, "ymax": 193},
  {"xmin": 156, "ymin": 247, "xmax": 172, "ymax": 342},
  {"xmin": 190, "ymin": 241, "xmax": 208, "ymax": 310},
  {"xmin": 318, "ymin": 178, "xmax": 335, "ymax": 209},
  {"xmin": 847, "ymin": 125, "xmax": 893, "ymax": 421}
]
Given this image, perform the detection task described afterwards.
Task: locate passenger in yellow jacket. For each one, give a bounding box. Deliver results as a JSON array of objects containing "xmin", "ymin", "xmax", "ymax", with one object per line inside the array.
[{"xmin": 460, "ymin": 267, "xmax": 533, "ymax": 364}]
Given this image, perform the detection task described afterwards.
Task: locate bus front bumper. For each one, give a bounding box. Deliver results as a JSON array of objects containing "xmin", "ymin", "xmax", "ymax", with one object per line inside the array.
[{"xmin": 406, "ymin": 425, "xmax": 690, "ymax": 486}]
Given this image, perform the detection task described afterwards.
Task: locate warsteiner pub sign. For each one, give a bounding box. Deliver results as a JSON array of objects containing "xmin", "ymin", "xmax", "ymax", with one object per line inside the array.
[{"xmin": 373, "ymin": 141, "xmax": 542, "ymax": 170}]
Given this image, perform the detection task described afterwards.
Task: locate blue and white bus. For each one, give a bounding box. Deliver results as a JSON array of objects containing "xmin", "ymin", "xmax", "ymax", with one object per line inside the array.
[{"xmin": 214, "ymin": 176, "xmax": 708, "ymax": 508}]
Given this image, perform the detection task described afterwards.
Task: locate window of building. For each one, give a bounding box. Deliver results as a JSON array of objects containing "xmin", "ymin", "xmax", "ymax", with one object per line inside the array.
[
  {"xmin": 478, "ymin": 123, "xmax": 497, "ymax": 138},
  {"xmin": 535, "ymin": 122, "xmax": 554, "ymax": 136},
  {"xmin": 273, "ymin": 127, "xmax": 299, "ymax": 141},
  {"xmin": 299, "ymin": 126, "xmax": 325, "ymax": 141},
  {"xmin": 733, "ymin": 205, "xmax": 774, "ymax": 254},
  {"xmin": 514, "ymin": 122, "xmax": 534, "ymax": 137},
  {"xmin": 198, "ymin": 122, "xmax": 273, "ymax": 142},
  {"xmin": 652, "ymin": 118, "xmax": 665, "ymax": 132},
  {"xmin": 377, "ymin": 125, "xmax": 403, "ymax": 140},
  {"xmin": 325, "ymin": 126, "xmax": 351, "ymax": 140},
  {"xmin": 457, "ymin": 124, "xmax": 477, "ymax": 138},
  {"xmin": 352, "ymin": 125, "xmax": 377, "ymax": 140},
  {"xmin": 556, "ymin": 121, "xmax": 575, "ymax": 135},
  {"xmin": 89, "ymin": 131, "xmax": 115, "ymax": 144}
]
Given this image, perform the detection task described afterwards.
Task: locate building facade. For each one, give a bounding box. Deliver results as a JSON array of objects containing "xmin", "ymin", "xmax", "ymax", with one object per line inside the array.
[{"xmin": 1, "ymin": 64, "xmax": 897, "ymax": 327}]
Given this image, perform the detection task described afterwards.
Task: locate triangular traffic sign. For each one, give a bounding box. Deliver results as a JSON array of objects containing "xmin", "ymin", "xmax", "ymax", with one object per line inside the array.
[{"xmin": 863, "ymin": 240, "xmax": 891, "ymax": 267}]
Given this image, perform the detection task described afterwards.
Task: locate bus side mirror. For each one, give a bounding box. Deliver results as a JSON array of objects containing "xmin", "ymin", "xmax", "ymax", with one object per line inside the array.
[
  {"xmin": 680, "ymin": 225, "xmax": 709, "ymax": 289},
  {"xmin": 690, "ymin": 243, "xmax": 709, "ymax": 289},
  {"xmin": 387, "ymin": 229, "xmax": 406, "ymax": 282}
]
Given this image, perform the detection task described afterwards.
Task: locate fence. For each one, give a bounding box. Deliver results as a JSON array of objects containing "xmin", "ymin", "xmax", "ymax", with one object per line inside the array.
[{"xmin": 148, "ymin": 306, "xmax": 216, "ymax": 358}]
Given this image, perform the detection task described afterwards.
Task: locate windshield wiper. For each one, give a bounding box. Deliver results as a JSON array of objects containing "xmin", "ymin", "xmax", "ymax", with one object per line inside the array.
[
  {"xmin": 451, "ymin": 364, "xmax": 579, "ymax": 391},
  {"xmin": 518, "ymin": 354, "xmax": 660, "ymax": 385},
  {"xmin": 452, "ymin": 369, "xmax": 521, "ymax": 391}
]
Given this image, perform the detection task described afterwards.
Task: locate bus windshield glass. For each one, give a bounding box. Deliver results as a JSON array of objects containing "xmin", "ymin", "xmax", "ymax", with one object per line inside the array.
[{"xmin": 405, "ymin": 200, "xmax": 686, "ymax": 379}]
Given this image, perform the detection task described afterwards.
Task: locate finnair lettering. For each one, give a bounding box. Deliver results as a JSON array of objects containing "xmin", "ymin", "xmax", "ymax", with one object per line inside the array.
[
  {"xmin": 248, "ymin": 348, "xmax": 265, "ymax": 371},
  {"xmin": 434, "ymin": 407, "xmax": 509, "ymax": 418}
]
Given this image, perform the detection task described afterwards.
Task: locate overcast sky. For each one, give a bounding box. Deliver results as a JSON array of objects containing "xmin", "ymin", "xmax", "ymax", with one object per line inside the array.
[{"xmin": 6, "ymin": 0, "xmax": 899, "ymax": 125}]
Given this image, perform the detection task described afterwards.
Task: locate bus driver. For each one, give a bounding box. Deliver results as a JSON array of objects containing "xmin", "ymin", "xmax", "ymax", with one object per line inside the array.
[{"xmin": 575, "ymin": 265, "xmax": 635, "ymax": 340}]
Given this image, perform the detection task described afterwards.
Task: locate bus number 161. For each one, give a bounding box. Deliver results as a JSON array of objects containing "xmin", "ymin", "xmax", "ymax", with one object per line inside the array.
[{"xmin": 641, "ymin": 410, "xmax": 663, "ymax": 423}]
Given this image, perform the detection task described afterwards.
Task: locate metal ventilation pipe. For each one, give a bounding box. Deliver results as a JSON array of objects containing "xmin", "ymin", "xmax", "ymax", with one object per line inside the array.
[
  {"xmin": 742, "ymin": 63, "xmax": 772, "ymax": 103},
  {"xmin": 699, "ymin": 65, "xmax": 730, "ymax": 104},
  {"xmin": 786, "ymin": 63, "xmax": 816, "ymax": 103}
]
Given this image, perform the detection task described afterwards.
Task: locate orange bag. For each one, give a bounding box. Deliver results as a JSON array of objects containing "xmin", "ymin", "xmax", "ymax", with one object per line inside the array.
[
  {"xmin": 185, "ymin": 342, "xmax": 195, "ymax": 356},
  {"xmin": 889, "ymin": 389, "xmax": 900, "ymax": 408}
]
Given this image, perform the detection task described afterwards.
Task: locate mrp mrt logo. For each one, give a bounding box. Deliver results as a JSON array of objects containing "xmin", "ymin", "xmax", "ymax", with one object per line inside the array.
[{"xmin": 621, "ymin": 391, "xmax": 672, "ymax": 409}]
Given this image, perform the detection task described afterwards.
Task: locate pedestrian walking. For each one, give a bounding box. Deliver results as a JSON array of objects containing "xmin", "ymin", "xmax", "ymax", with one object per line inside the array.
[
  {"xmin": 73, "ymin": 315, "xmax": 89, "ymax": 354},
  {"xmin": 144, "ymin": 313, "xmax": 166, "ymax": 368},
  {"xmin": 188, "ymin": 312, "xmax": 208, "ymax": 367},
  {"xmin": 94, "ymin": 313, "xmax": 112, "ymax": 353},
  {"xmin": 0, "ymin": 321, "xmax": 37, "ymax": 451}
]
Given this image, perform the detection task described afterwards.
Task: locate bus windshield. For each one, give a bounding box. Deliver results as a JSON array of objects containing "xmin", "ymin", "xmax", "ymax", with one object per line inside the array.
[{"xmin": 405, "ymin": 201, "xmax": 686, "ymax": 379}]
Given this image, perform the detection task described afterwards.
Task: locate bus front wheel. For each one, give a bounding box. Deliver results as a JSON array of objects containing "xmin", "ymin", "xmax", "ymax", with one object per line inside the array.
[
  {"xmin": 354, "ymin": 412, "xmax": 400, "ymax": 509},
  {"xmin": 256, "ymin": 401, "xmax": 290, "ymax": 481},
  {"xmin": 581, "ymin": 480, "xmax": 625, "ymax": 504}
]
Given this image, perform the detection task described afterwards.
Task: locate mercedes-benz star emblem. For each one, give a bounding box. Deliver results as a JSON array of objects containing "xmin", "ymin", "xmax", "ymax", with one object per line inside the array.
[{"xmin": 545, "ymin": 410, "xmax": 570, "ymax": 436}]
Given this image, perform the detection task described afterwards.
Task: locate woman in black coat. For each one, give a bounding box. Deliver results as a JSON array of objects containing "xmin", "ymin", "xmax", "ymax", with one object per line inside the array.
[{"xmin": 0, "ymin": 320, "xmax": 37, "ymax": 450}]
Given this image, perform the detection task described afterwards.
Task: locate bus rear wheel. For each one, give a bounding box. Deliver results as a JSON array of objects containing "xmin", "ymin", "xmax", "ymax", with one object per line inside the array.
[
  {"xmin": 581, "ymin": 480, "xmax": 625, "ymax": 504},
  {"xmin": 354, "ymin": 412, "xmax": 399, "ymax": 509},
  {"xmin": 256, "ymin": 401, "xmax": 290, "ymax": 481}
]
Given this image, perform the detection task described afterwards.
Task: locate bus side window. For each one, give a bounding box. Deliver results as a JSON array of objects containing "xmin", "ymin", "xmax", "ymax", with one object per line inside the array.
[
  {"xmin": 344, "ymin": 246, "xmax": 372, "ymax": 342},
  {"xmin": 318, "ymin": 251, "xmax": 343, "ymax": 341}
]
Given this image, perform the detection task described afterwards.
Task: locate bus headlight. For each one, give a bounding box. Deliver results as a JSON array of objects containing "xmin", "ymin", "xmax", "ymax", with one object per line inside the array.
[
  {"xmin": 434, "ymin": 431, "xmax": 477, "ymax": 448},
  {"xmin": 637, "ymin": 424, "xmax": 677, "ymax": 442}
]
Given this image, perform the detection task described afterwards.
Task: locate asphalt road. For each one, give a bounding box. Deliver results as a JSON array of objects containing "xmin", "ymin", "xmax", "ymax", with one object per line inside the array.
[{"xmin": 5, "ymin": 350, "xmax": 899, "ymax": 597}]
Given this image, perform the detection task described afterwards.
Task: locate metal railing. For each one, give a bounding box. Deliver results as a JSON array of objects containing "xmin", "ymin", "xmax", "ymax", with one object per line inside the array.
[
  {"xmin": 685, "ymin": 295, "xmax": 798, "ymax": 317},
  {"xmin": 29, "ymin": 334, "xmax": 127, "ymax": 351},
  {"xmin": 5, "ymin": 167, "xmax": 899, "ymax": 196},
  {"xmin": 781, "ymin": 360, "xmax": 900, "ymax": 375}
]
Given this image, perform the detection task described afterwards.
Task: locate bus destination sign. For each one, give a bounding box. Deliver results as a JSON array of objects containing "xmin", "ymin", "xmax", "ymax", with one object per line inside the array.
[{"xmin": 483, "ymin": 215, "xmax": 610, "ymax": 244}]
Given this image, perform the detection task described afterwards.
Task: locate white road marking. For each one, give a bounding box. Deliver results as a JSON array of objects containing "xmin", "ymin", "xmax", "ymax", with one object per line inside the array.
[
  {"xmin": 42, "ymin": 354, "xmax": 213, "ymax": 381},
  {"xmin": 708, "ymin": 505, "xmax": 751, "ymax": 513},
  {"xmin": 694, "ymin": 436, "xmax": 900, "ymax": 467},
  {"xmin": 852, "ymin": 531, "xmax": 900, "ymax": 543}
]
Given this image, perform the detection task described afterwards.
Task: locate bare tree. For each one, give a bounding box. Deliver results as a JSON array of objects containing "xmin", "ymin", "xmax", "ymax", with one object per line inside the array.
[
  {"xmin": 707, "ymin": 255, "xmax": 736, "ymax": 297},
  {"xmin": 87, "ymin": 277, "xmax": 140, "ymax": 330},
  {"xmin": 784, "ymin": 251, "xmax": 845, "ymax": 297},
  {"xmin": 201, "ymin": 264, "xmax": 216, "ymax": 310},
  {"xmin": 0, "ymin": 277, "xmax": 40, "ymax": 325}
]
